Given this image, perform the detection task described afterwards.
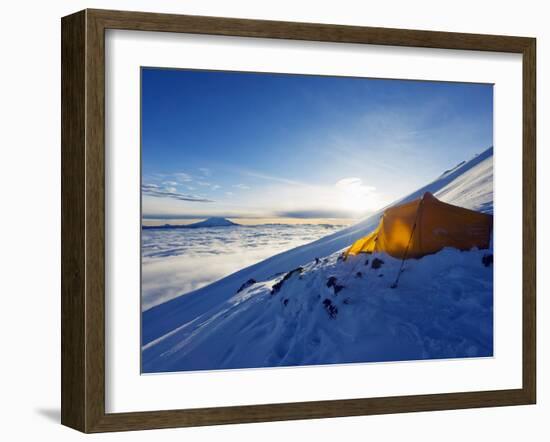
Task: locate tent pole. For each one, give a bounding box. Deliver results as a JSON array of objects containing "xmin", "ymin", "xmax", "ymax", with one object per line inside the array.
[{"xmin": 391, "ymin": 195, "xmax": 424, "ymax": 289}]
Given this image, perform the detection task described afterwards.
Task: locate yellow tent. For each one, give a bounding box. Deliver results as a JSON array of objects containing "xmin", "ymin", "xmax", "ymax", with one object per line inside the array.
[{"xmin": 345, "ymin": 192, "xmax": 493, "ymax": 260}]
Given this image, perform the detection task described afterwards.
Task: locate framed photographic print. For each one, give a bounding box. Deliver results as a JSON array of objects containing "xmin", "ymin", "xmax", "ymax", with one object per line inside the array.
[{"xmin": 61, "ymin": 9, "xmax": 536, "ymax": 433}]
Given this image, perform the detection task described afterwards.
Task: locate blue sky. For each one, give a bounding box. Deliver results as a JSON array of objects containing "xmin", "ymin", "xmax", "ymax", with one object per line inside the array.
[{"xmin": 142, "ymin": 68, "xmax": 493, "ymax": 222}]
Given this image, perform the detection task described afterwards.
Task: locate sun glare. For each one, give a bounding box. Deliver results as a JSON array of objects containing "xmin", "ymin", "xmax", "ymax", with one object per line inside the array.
[{"xmin": 335, "ymin": 177, "xmax": 380, "ymax": 213}]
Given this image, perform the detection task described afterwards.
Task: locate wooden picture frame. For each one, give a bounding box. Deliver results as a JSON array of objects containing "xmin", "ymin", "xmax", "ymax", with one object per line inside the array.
[{"xmin": 61, "ymin": 8, "xmax": 536, "ymax": 433}]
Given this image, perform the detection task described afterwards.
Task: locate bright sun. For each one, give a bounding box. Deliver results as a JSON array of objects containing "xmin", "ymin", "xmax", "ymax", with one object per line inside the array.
[{"xmin": 335, "ymin": 177, "xmax": 381, "ymax": 214}]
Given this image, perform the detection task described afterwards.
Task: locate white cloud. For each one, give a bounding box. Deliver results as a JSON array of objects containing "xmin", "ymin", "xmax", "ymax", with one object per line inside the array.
[
  {"xmin": 194, "ymin": 180, "xmax": 221, "ymax": 191},
  {"xmin": 141, "ymin": 183, "xmax": 214, "ymax": 202},
  {"xmin": 233, "ymin": 183, "xmax": 251, "ymax": 190},
  {"xmin": 198, "ymin": 167, "xmax": 211, "ymax": 177},
  {"xmin": 174, "ymin": 172, "xmax": 193, "ymax": 183},
  {"xmin": 335, "ymin": 177, "xmax": 376, "ymax": 195},
  {"xmin": 241, "ymin": 170, "xmax": 303, "ymax": 186}
]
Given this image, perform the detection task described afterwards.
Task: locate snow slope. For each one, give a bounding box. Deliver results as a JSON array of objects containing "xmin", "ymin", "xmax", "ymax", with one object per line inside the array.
[{"xmin": 142, "ymin": 147, "xmax": 493, "ymax": 372}]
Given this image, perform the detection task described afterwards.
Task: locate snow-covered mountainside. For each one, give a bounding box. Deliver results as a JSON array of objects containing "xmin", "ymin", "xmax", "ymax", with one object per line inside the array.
[{"xmin": 142, "ymin": 147, "xmax": 494, "ymax": 372}]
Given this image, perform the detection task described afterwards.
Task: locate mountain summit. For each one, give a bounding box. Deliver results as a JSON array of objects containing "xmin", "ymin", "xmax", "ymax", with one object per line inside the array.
[
  {"xmin": 186, "ymin": 217, "xmax": 239, "ymax": 228},
  {"xmin": 143, "ymin": 217, "xmax": 240, "ymax": 230}
]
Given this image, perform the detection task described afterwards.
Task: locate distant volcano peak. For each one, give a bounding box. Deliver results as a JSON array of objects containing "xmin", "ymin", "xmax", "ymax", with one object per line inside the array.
[
  {"xmin": 142, "ymin": 217, "xmax": 239, "ymax": 230},
  {"xmin": 187, "ymin": 217, "xmax": 239, "ymax": 228}
]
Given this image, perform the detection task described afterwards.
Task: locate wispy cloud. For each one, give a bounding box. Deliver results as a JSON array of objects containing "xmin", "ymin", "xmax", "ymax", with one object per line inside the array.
[
  {"xmin": 335, "ymin": 177, "xmax": 376, "ymax": 195},
  {"xmin": 198, "ymin": 167, "xmax": 211, "ymax": 177},
  {"xmin": 275, "ymin": 209, "xmax": 358, "ymax": 219},
  {"xmin": 233, "ymin": 183, "xmax": 251, "ymax": 190},
  {"xmin": 242, "ymin": 170, "xmax": 304, "ymax": 186},
  {"xmin": 142, "ymin": 183, "xmax": 214, "ymax": 202},
  {"xmin": 174, "ymin": 172, "xmax": 193, "ymax": 183},
  {"xmin": 196, "ymin": 180, "xmax": 222, "ymax": 191}
]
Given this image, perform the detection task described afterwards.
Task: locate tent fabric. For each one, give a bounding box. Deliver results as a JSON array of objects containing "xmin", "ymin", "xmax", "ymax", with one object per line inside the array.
[{"xmin": 345, "ymin": 192, "xmax": 493, "ymax": 260}]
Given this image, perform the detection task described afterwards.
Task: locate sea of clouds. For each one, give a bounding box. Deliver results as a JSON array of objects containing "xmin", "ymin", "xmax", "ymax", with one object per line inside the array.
[{"xmin": 141, "ymin": 224, "xmax": 343, "ymax": 311}]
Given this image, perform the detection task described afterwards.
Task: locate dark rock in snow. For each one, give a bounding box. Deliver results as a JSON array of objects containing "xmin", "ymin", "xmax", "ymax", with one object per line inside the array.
[
  {"xmin": 237, "ymin": 278, "xmax": 256, "ymax": 293},
  {"xmin": 271, "ymin": 281, "xmax": 284, "ymax": 295},
  {"xmin": 364, "ymin": 259, "xmax": 369, "ymax": 266},
  {"xmin": 282, "ymin": 298, "xmax": 289, "ymax": 307},
  {"xmin": 355, "ymin": 271, "xmax": 362, "ymax": 278},
  {"xmin": 322, "ymin": 298, "xmax": 338, "ymax": 319},
  {"xmin": 271, "ymin": 267, "xmax": 303, "ymax": 295},
  {"xmin": 326, "ymin": 276, "xmax": 345, "ymax": 294},
  {"xmin": 371, "ymin": 258, "xmax": 384, "ymax": 269},
  {"xmin": 482, "ymin": 254, "xmax": 493, "ymax": 267}
]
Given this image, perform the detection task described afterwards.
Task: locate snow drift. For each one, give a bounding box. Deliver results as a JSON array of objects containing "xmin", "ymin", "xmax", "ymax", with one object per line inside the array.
[{"xmin": 142, "ymin": 147, "xmax": 494, "ymax": 372}]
